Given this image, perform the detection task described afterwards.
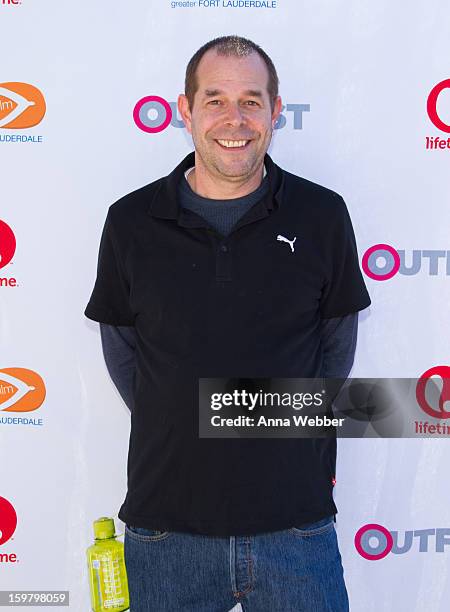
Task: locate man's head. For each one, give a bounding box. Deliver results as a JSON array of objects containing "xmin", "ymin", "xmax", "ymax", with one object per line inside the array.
[{"xmin": 178, "ymin": 35, "xmax": 282, "ymax": 186}]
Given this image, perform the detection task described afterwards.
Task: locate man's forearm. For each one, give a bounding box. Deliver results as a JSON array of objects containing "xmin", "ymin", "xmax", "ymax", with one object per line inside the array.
[
  {"xmin": 99, "ymin": 323, "xmax": 136, "ymax": 411},
  {"xmin": 319, "ymin": 312, "xmax": 358, "ymax": 379}
]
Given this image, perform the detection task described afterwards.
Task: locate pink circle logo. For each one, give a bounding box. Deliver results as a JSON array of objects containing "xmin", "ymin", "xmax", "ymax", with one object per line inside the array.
[
  {"xmin": 427, "ymin": 79, "xmax": 450, "ymax": 133},
  {"xmin": 0, "ymin": 219, "xmax": 16, "ymax": 270},
  {"xmin": 354, "ymin": 523, "xmax": 394, "ymax": 560},
  {"xmin": 0, "ymin": 496, "xmax": 17, "ymax": 546},
  {"xmin": 416, "ymin": 365, "xmax": 450, "ymax": 420},
  {"xmin": 133, "ymin": 96, "xmax": 173, "ymax": 133},
  {"xmin": 362, "ymin": 243, "xmax": 401, "ymax": 281}
]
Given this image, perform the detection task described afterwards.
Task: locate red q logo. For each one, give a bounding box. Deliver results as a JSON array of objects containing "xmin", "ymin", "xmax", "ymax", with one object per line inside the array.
[
  {"xmin": 427, "ymin": 79, "xmax": 450, "ymax": 133},
  {"xmin": 0, "ymin": 219, "xmax": 16, "ymax": 269},
  {"xmin": 0, "ymin": 496, "xmax": 17, "ymax": 545},
  {"xmin": 416, "ymin": 365, "xmax": 450, "ymax": 420}
]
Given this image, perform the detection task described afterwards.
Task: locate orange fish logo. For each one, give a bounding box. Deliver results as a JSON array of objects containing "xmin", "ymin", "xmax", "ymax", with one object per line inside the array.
[
  {"xmin": 0, "ymin": 82, "xmax": 46, "ymax": 129},
  {"xmin": 0, "ymin": 368, "xmax": 46, "ymax": 412}
]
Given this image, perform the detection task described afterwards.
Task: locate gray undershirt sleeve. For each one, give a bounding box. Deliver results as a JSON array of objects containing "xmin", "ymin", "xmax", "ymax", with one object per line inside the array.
[
  {"xmin": 99, "ymin": 323, "xmax": 136, "ymax": 411},
  {"xmin": 319, "ymin": 312, "xmax": 358, "ymax": 379}
]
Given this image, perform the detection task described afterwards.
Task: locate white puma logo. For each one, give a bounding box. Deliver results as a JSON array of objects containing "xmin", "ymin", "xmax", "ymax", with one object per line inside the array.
[{"xmin": 277, "ymin": 234, "xmax": 297, "ymax": 253}]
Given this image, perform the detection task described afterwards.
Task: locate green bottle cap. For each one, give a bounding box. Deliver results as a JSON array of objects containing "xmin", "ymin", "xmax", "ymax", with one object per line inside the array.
[{"xmin": 93, "ymin": 517, "xmax": 116, "ymax": 540}]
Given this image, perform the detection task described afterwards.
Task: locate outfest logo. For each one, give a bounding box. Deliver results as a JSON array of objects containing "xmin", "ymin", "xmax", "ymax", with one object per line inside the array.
[
  {"xmin": 133, "ymin": 95, "xmax": 310, "ymax": 133},
  {"xmin": 0, "ymin": 219, "xmax": 17, "ymax": 287},
  {"xmin": 0, "ymin": 496, "xmax": 18, "ymax": 564},
  {"xmin": 355, "ymin": 523, "xmax": 450, "ymax": 560},
  {"xmin": 0, "ymin": 368, "xmax": 46, "ymax": 426},
  {"xmin": 426, "ymin": 78, "xmax": 450, "ymax": 150},
  {"xmin": 362, "ymin": 243, "xmax": 450, "ymax": 280},
  {"xmin": 0, "ymin": 82, "xmax": 46, "ymax": 143}
]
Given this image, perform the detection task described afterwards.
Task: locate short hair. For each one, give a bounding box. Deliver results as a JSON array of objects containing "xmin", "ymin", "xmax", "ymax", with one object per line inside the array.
[{"xmin": 185, "ymin": 35, "xmax": 279, "ymax": 112}]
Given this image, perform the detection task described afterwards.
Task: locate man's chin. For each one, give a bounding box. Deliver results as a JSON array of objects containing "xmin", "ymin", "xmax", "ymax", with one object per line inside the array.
[{"xmin": 213, "ymin": 159, "xmax": 259, "ymax": 180}]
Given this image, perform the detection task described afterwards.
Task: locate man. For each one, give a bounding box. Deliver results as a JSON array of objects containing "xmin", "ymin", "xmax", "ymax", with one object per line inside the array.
[{"xmin": 85, "ymin": 35, "xmax": 371, "ymax": 612}]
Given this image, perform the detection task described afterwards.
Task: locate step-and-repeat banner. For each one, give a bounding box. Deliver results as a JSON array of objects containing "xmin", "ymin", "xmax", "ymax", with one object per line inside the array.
[{"xmin": 1, "ymin": 1, "xmax": 449, "ymax": 610}]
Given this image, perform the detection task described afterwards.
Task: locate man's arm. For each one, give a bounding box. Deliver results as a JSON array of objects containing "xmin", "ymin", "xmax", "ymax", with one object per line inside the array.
[
  {"xmin": 319, "ymin": 312, "xmax": 358, "ymax": 379},
  {"xmin": 319, "ymin": 312, "xmax": 358, "ymax": 412},
  {"xmin": 99, "ymin": 323, "xmax": 137, "ymax": 411}
]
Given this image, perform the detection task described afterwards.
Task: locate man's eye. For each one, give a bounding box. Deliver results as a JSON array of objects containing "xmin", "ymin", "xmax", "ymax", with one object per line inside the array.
[
  {"xmin": 208, "ymin": 100, "xmax": 221, "ymax": 105},
  {"xmin": 245, "ymin": 101, "xmax": 259, "ymax": 106}
]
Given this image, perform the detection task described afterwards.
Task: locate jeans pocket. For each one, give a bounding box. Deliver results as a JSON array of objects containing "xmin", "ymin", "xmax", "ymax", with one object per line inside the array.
[
  {"xmin": 125, "ymin": 524, "xmax": 171, "ymax": 541},
  {"xmin": 290, "ymin": 515, "xmax": 335, "ymax": 537}
]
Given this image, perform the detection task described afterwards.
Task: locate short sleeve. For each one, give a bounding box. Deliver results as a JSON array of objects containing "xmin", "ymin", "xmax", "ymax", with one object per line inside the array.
[
  {"xmin": 319, "ymin": 196, "xmax": 371, "ymax": 319},
  {"xmin": 84, "ymin": 210, "xmax": 134, "ymax": 326}
]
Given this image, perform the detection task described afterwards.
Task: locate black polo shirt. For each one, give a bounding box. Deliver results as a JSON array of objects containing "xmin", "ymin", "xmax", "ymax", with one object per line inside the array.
[{"xmin": 85, "ymin": 151, "xmax": 371, "ymax": 536}]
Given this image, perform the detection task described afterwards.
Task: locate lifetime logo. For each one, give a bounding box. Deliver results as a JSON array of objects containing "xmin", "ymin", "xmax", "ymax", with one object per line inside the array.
[
  {"xmin": 362, "ymin": 243, "xmax": 450, "ymax": 280},
  {"xmin": 0, "ymin": 219, "xmax": 17, "ymax": 287},
  {"xmin": 1, "ymin": 0, "xmax": 21, "ymax": 4},
  {"xmin": 133, "ymin": 95, "xmax": 310, "ymax": 133},
  {"xmin": 0, "ymin": 368, "xmax": 46, "ymax": 413},
  {"xmin": 0, "ymin": 82, "xmax": 46, "ymax": 129},
  {"xmin": 0, "ymin": 496, "xmax": 17, "ymax": 564},
  {"xmin": 416, "ymin": 365, "xmax": 450, "ymax": 421},
  {"xmin": 426, "ymin": 78, "xmax": 450, "ymax": 149},
  {"xmin": 355, "ymin": 523, "xmax": 450, "ymax": 560}
]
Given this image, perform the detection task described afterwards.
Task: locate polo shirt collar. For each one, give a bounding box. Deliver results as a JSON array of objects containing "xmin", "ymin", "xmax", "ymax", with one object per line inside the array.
[{"xmin": 147, "ymin": 150, "xmax": 284, "ymax": 227}]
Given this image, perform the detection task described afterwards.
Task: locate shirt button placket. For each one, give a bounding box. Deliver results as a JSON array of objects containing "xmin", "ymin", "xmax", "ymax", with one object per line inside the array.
[{"xmin": 216, "ymin": 241, "xmax": 232, "ymax": 281}]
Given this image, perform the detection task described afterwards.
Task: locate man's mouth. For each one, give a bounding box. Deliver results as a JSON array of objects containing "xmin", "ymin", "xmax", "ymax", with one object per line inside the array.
[{"xmin": 215, "ymin": 139, "xmax": 251, "ymax": 150}]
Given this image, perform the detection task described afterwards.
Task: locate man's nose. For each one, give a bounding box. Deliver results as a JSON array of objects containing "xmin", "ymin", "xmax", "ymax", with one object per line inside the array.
[{"xmin": 224, "ymin": 103, "xmax": 246, "ymax": 126}]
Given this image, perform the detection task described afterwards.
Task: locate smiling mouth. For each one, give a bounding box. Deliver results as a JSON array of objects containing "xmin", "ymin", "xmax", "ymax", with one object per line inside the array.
[{"xmin": 215, "ymin": 139, "xmax": 251, "ymax": 150}]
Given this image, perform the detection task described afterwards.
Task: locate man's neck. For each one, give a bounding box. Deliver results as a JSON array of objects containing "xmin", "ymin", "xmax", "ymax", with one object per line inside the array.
[{"xmin": 186, "ymin": 158, "xmax": 265, "ymax": 200}]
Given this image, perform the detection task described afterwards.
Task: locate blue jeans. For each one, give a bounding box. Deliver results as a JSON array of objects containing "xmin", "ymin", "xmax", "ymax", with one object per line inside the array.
[{"xmin": 124, "ymin": 515, "xmax": 349, "ymax": 611}]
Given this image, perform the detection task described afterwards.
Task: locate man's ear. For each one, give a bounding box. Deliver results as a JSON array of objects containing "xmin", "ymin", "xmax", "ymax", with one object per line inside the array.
[
  {"xmin": 271, "ymin": 95, "xmax": 283, "ymax": 128},
  {"xmin": 178, "ymin": 94, "xmax": 193, "ymax": 135}
]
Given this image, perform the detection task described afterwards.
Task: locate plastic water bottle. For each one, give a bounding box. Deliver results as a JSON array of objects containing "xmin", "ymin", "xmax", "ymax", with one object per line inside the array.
[{"xmin": 86, "ymin": 517, "xmax": 130, "ymax": 611}]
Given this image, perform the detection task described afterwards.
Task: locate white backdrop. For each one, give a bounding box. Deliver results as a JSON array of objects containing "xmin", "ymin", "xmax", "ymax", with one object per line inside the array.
[{"xmin": 1, "ymin": 1, "xmax": 450, "ymax": 610}]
